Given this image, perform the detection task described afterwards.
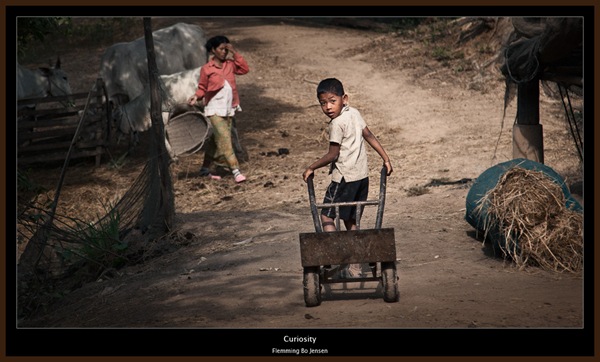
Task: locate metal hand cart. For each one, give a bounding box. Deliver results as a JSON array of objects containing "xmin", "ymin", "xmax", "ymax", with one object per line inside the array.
[{"xmin": 299, "ymin": 167, "xmax": 400, "ymax": 307}]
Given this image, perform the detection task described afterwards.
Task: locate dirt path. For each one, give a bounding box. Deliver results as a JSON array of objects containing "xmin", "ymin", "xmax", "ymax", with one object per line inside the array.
[{"xmin": 17, "ymin": 17, "xmax": 586, "ymax": 357}]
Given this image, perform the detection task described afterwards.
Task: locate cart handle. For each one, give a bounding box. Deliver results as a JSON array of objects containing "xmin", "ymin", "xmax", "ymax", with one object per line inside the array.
[
  {"xmin": 375, "ymin": 166, "xmax": 387, "ymax": 229},
  {"xmin": 306, "ymin": 174, "xmax": 323, "ymax": 233}
]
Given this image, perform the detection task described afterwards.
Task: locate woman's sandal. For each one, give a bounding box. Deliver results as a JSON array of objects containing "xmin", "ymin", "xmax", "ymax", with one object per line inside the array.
[
  {"xmin": 206, "ymin": 174, "xmax": 222, "ymax": 180},
  {"xmin": 200, "ymin": 170, "xmax": 222, "ymax": 180}
]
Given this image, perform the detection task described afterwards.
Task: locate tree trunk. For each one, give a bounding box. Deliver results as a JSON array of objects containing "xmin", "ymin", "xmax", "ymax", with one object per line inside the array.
[{"xmin": 513, "ymin": 79, "xmax": 544, "ymax": 163}]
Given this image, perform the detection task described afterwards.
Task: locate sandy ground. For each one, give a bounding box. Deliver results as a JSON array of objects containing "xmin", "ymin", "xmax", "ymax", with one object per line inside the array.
[{"xmin": 14, "ymin": 17, "xmax": 589, "ymax": 358}]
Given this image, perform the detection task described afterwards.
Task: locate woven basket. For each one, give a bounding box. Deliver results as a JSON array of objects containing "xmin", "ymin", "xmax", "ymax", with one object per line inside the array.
[{"xmin": 165, "ymin": 111, "xmax": 211, "ymax": 157}]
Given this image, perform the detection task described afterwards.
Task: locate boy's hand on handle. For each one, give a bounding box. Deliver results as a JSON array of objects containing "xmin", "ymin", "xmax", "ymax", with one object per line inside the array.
[
  {"xmin": 302, "ymin": 168, "xmax": 314, "ymax": 183},
  {"xmin": 384, "ymin": 160, "xmax": 393, "ymax": 176}
]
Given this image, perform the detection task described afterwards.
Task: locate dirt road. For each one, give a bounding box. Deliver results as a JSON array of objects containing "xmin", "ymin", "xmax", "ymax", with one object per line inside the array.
[{"xmin": 16, "ymin": 17, "xmax": 588, "ymax": 358}]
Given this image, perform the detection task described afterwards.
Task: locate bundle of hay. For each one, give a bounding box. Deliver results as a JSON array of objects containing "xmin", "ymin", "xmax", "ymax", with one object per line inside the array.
[{"xmin": 475, "ymin": 166, "xmax": 583, "ymax": 273}]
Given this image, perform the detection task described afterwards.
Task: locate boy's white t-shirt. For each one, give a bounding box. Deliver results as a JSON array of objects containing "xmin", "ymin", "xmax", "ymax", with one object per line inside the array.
[{"xmin": 328, "ymin": 105, "xmax": 369, "ymax": 183}]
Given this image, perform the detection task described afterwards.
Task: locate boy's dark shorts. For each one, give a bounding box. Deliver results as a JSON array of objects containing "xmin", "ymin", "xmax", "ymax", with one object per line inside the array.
[{"xmin": 321, "ymin": 177, "xmax": 369, "ymax": 221}]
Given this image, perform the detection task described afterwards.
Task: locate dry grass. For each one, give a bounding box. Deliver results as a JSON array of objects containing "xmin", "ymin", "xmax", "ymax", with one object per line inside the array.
[{"xmin": 476, "ymin": 167, "xmax": 583, "ymax": 273}]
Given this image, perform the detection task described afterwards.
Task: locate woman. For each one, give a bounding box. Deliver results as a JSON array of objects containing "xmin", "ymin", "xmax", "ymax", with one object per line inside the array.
[{"xmin": 188, "ymin": 35, "xmax": 249, "ymax": 183}]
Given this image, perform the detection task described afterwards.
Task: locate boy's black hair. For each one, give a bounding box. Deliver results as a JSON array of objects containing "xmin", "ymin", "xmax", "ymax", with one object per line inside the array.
[
  {"xmin": 205, "ymin": 35, "xmax": 230, "ymax": 53},
  {"xmin": 317, "ymin": 78, "xmax": 344, "ymax": 97}
]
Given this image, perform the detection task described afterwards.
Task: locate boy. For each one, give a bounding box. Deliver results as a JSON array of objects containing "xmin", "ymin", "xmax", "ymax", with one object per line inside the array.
[{"xmin": 302, "ymin": 78, "xmax": 393, "ymax": 277}]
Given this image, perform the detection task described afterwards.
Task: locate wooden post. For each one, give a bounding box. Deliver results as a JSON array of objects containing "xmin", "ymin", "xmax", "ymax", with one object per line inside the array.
[
  {"xmin": 513, "ymin": 79, "xmax": 544, "ymax": 163},
  {"xmin": 143, "ymin": 17, "xmax": 174, "ymax": 230}
]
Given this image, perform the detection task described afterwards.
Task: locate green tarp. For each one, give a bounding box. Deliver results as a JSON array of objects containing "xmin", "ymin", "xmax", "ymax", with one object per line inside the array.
[{"xmin": 465, "ymin": 158, "xmax": 582, "ymax": 249}]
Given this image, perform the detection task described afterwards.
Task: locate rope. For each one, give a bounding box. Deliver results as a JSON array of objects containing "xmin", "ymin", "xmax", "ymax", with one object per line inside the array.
[{"xmin": 558, "ymin": 84, "xmax": 584, "ymax": 163}]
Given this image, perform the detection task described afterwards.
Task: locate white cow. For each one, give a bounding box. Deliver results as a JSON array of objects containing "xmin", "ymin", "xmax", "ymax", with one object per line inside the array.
[
  {"xmin": 114, "ymin": 67, "xmax": 202, "ymax": 158},
  {"xmin": 17, "ymin": 58, "xmax": 73, "ymax": 106},
  {"xmin": 99, "ymin": 22, "xmax": 207, "ymax": 107}
]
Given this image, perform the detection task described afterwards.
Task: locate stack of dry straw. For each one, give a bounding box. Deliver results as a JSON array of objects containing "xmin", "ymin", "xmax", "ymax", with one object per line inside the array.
[{"xmin": 476, "ymin": 167, "xmax": 583, "ymax": 273}]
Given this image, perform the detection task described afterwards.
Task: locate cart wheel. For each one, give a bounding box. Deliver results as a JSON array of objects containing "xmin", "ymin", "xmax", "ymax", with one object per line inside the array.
[
  {"xmin": 303, "ymin": 266, "xmax": 322, "ymax": 307},
  {"xmin": 381, "ymin": 261, "xmax": 399, "ymax": 303}
]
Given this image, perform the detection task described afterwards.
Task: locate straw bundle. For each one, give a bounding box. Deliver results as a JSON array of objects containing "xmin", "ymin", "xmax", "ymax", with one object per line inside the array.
[{"xmin": 475, "ymin": 167, "xmax": 583, "ymax": 273}]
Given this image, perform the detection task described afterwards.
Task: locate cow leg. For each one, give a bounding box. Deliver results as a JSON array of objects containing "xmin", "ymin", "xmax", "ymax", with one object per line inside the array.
[{"xmin": 128, "ymin": 131, "xmax": 140, "ymax": 155}]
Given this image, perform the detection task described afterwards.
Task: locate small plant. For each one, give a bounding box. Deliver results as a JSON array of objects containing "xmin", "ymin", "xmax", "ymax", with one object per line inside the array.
[
  {"xmin": 17, "ymin": 169, "xmax": 45, "ymax": 194},
  {"xmin": 17, "ymin": 169, "xmax": 51, "ymax": 222},
  {"xmin": 426, "ymin": 17, "xmax": 453, "ymax": 43},
  {"xmin": 108, "ymin": 151, "xmax": 130, "ymax": 169},
  {"xmin": 389, "ymin": 18, "xmax": 423, "ymax": 32},
  {"xmin": 478, "ymin": 43, "xmax": 494, "ymax": 55},
  {"xmin": 55, "ymin": 204, "xmax": 128, "ymax": 276},
  {"xmin": 431, "ymin": 46, "xmax": 452, "ymax": 62}
]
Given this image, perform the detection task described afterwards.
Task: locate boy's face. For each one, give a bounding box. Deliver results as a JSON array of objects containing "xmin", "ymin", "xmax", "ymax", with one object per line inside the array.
[{"xmin": 318, "ymin": 92, "xmax": 348, "ymax": 119}]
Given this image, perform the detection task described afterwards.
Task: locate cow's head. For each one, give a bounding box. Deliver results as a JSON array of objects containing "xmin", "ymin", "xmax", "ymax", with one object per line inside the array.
[{"xmin": 40, "ymin": 57, "xmax": 74, "ymax": 107}]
